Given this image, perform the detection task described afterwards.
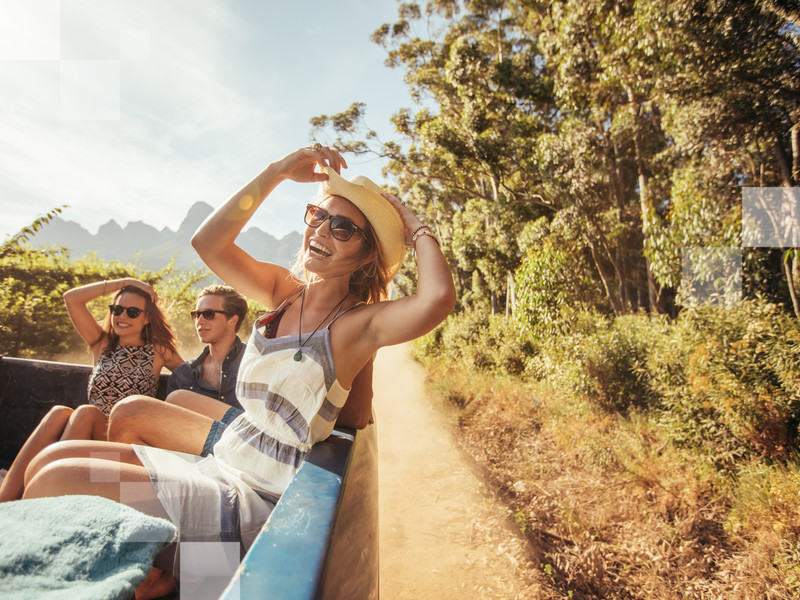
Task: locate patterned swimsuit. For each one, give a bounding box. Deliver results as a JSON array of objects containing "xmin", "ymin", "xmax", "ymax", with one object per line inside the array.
[{"xmin": 87, "ymin": 343, "xmax": 158, "ymax": 415}]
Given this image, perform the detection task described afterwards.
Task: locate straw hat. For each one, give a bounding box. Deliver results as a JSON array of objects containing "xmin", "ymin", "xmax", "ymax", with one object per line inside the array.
[{"xmin": 319, "ymin": 166, "xmax": 405, "ymax": 278}]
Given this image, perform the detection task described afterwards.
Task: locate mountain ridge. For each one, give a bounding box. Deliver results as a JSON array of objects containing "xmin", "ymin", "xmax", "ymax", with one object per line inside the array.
[{"xmin": 31, "ymin": 201, "xmax": 302, "ymax": 271}]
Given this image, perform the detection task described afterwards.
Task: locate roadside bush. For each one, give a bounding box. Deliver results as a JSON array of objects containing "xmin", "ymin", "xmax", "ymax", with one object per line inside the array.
[
  {"xmin": 418, "ymin": 307, "xmax": 534, "ymax": 375},
  {"xmin": 532, "ymin": 312, "xmax": 662, "ymax": 413},
  {"xmin": 425, "ymin": 293, "xmax": 800, "ymax": 464},
  {"xmin": 663, "ymin": 301, "xmax": 800, "ymax": 462}
]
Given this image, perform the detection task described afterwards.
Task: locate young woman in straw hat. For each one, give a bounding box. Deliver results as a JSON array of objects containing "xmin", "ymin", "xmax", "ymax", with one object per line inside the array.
[{"xmin": 20, "ymin": 145, "xmax": 456, "ymax": 598}]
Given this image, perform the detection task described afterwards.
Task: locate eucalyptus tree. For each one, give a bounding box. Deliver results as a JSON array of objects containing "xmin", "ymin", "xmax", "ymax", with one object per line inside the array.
[
  {"xmin": 312, "ymin": 0, "xmax": 556, "ymax": 314},
  {"xmin": 313, "ymin": 0, "xmax": 799, "ymax": 321},
  {"xmin": 642, "ymin": 0, "xmax": 800, "ymax": 314}
]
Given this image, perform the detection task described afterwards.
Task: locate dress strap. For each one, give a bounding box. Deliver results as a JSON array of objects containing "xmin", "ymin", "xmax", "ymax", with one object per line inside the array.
[
  {"xmin": 273, "ymin": 286, "xmax": 304, "ymax": 312},
  {"xmin": 327, "ymin": 301, "xmax": 366, "ymax": 328},
  {"xmin": 255, "ymin": 287, "xmax": 304, "ymax": 336}
]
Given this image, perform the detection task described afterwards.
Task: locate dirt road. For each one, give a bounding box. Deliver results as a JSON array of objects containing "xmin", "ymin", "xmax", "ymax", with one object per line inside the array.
[{"xmin": 372, "ymin": 344, "xmax": 546, "ymax": 600}]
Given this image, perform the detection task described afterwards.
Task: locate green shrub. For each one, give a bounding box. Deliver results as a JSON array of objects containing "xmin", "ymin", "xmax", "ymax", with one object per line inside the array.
[
  {"xmin": 669, "ymin": 302, "xmax": 800, "ymax": 461},
  {"xmin": 418, "ymin": 308, "xmax": 534, "ymax": 375},
  {"xmin": 532, "ymin": 312, "xmax": 661, "ymax": 413}
]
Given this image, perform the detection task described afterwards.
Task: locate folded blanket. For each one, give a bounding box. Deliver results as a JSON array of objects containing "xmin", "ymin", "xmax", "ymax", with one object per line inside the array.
[{"xmin": 0, "ymin": 495, "xmax": 176, "ymax": 600}]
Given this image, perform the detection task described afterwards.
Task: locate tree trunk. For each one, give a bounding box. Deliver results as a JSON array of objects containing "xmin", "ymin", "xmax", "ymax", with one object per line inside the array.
[
  {"xmin": 792, "ymin": 122, "xmax": 799, "ymax": 184},
  {"xmin": 626, "ymin": 85, "xmax": 659, "ymax": 312},
  {"xmin": 589, "ymin": 242, "xmax": 623, "ymax": 316},
  {"xmin": 774, "ymin": 138, "xmax": 795, "ymax": 187},
  {"xmin": 774, "ymin": 132, "xmax": 800, "ymax": 318},
  {"xmin": 783, "ymin": 257, "xmax": 800, "ymax": 318}
]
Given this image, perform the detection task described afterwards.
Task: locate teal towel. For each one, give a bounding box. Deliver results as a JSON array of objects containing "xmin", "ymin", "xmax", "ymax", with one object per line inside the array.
[{"xmin": 0, "ymin": 495, "xmax": 176, "ymax": 600}]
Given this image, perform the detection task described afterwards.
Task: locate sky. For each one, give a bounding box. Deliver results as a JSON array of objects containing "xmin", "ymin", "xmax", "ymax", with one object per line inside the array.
[{"xmin": 0, "ymin": 0, "xmax": 416, "ymax": 240}]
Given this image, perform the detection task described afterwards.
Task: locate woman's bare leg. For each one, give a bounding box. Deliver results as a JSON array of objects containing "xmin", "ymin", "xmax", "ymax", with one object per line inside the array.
[
  {"xmin": 23, "ymin": 453, "xmax": 176, "ymax": 600},
  {"xmin": 23, "ymin": 440, "xmax": 143, "ymax": 489},
  {"xmin": 0, "ymin": 406, "xmax": 73, "ymax": 502},
  {"xmin": 62, "ymin": 404, "xmax": 108, "ymax": 441},
  {"xmin": 108, "ymin": 396, "xmax": 217, "ymax": 455}
]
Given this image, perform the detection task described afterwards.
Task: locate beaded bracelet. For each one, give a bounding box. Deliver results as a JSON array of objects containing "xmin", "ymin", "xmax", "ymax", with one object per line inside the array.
[
  {"xmin": 409, "ymin": 224, "xmax": 428, "ymax": 239},
  {"xmin": 411, "ymin": 226, "xmax": 440, "ymax": 247}
]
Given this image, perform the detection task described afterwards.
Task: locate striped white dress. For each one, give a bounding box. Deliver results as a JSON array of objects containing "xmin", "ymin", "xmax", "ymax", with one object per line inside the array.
[{"xmin": 133, "ymin": 315, "xmax": 350, "ymax": 553}]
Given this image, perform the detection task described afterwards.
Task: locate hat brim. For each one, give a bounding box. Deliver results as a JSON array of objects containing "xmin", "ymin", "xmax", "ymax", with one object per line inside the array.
[{"xmin": 319, "ymin": 166, "xmax": 405, "ymax": 279}]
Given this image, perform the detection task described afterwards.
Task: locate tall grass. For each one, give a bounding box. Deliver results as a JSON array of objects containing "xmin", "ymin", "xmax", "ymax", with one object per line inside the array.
[{"xmin": 416, "ymin": 298, "xmax": 800, "ymax": 598}]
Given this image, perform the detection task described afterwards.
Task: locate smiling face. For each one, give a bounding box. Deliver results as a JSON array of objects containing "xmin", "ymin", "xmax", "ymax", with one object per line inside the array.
[
  {"xmin": 302, "ymin": 195, "xmax": 369, "ymax": 276},
  {"xmin": 193, "ymin": 293, "xmax": 238, "ymax": 345},
  {"xmin": 111, "ymin": 291, "xmax": 149, "ymax": 340}
]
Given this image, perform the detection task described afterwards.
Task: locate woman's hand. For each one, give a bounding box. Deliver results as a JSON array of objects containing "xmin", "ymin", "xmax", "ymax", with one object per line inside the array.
[
  {"xmin": 380, "ymin": 191, "xmax": 425, "ymax": 245},
  {"xmin": 122, "ymin": 278, "xmax": 158, "ymax": 305},
  {"xmin": 275, "ymin": 145, "xmax": 348, "ymax": 184},
  {"xmin": 192, "ymin": 146, "xmax": 349, "ymax": 309}
]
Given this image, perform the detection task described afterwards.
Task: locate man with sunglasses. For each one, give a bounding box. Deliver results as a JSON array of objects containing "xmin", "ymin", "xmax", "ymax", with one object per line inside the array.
[{"xmin": 165, "ymin": 284, "xmax": 247, "ymax": 409}]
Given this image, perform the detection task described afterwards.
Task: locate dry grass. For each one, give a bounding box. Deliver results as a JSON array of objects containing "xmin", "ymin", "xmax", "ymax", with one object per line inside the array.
[{"xmin": 423, "ymin": 362, "xmax": 800, "ymax": 600}]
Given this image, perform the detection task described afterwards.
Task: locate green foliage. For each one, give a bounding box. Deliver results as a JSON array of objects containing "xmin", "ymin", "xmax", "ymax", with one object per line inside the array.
[
  {"xmin": 0, "ymin": 205, "xmax": 67, "ymax": 258},
  {"xmin": 430, "ymin": 295, "xmax": 800, "ymax": 465},
  {"xmin": 313, "ymin": 0, "xmax": 799, "ymax": 317},
  {"xmin": 418, "ymin": 307, "xmax": 533, "ymax": 376},
  {"xmin": 513, "ymin": 218, "xmax": 608, "ymax": 337},
  {"xmin": 529, "ymin": 312, "xmax": 663, "ymax": 413},
  {"xmin": 0, "ymin": 215, "xmax": 214, "ymax": 359},
  {"xmin": 656, "ymin": 302, "xmax": 800, "ymax": 463}
]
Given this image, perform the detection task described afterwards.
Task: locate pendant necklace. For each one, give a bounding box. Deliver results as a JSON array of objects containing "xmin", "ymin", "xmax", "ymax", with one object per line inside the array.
[{"xmin": 294, "ymin": 286, "xmax": 349, "ymax": 362}]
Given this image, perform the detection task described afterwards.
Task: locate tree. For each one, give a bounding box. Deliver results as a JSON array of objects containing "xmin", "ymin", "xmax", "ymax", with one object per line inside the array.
[
  {"xmin": 314, "ymin": 1, "xmax": 556, "ymax": 314},
  {"xmin": 312, "ymin": 0, "xmax": 799, "ymax": 321},
  {"xmin": 1, "ymin": 213, "xmax": 211, "ymax": 359}
]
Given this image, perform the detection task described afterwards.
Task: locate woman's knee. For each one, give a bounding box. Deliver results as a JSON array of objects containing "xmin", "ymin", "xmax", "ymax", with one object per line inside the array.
[
  {"xmin": 42, "ymin": 405, "xmax": 74, "ymax": 427},
  {"xmin": 24, "ymin": 457, "xmax": 113, "ymax": 499},
  {"xmin": 63, "ymin": 405, "xmax": 107, "ymax": 441},
  {"xmin": 23, "ymin": 459, "xmax": 76, "ymax": 498},
  {"xmin": 24, "ymin": 443, "xmax": 80, "ymax": 489},
  {"xmin": 165, "ymin": 389, "xmax": 195, "ymax": 407}
]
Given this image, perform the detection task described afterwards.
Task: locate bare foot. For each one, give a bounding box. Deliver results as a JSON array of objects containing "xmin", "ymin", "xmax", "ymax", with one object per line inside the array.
[{"xmin": 135, "ymin": 566, "xmax": 175, "ymax": 600}]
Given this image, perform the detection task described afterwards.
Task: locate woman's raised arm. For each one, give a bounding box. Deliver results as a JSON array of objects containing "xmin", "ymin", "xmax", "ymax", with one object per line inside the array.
[
  {"xmin": 191, "ymin": 146, "xmax": 347, "ymax": 307},
  {"xmin": 362, "ymin": 192, "xmax": 457, "ymax": 350},
  {"xmin": 63, "ymin": 278, "xmax": 155, "ymax": 351}
]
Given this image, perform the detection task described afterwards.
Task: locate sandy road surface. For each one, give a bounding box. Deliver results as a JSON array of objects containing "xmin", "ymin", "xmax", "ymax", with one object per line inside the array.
[{"xmin": 372, "ymin": 344, "xmax": 546, "ymax": 600}]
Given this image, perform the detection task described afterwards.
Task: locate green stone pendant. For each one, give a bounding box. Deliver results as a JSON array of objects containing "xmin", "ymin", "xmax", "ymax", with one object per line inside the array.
[{"xmin": 293, "ymin": 350, "xmax": 302, "ymax": 362}]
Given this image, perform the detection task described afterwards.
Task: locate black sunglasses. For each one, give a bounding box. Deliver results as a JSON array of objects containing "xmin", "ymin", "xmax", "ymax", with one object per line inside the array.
[
  {"xmin": 304, "ymin": 204, "xmax": 364, "ymax": 242},
  {"xmin": 191, "ymin": 309, "xmax": 231, "ymax": 320},
  {"xmin": 109, "ymin": 304, "xmax": 145, "ymax": 319}
]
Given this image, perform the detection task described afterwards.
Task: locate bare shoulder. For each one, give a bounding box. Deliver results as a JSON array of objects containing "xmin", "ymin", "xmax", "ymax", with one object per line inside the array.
[{"xmin": 154, "ymin": 344, "xmax": 183, "ymax": 371}]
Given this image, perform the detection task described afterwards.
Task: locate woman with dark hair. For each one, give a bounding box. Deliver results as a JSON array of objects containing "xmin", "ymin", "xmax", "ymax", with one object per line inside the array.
[
  {"xmin": 19, "ymin": 145, "xmax": 456, "ymax": 598},
  {"xmin": 0, "ymin": 278, "xmax": 183, "ymax": 501}
]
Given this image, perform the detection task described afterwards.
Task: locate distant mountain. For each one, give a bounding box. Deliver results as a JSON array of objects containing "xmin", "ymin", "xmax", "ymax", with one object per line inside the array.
[{"xmin": 31, "ymin": 201, "xmax": 302, "ymax": 271}]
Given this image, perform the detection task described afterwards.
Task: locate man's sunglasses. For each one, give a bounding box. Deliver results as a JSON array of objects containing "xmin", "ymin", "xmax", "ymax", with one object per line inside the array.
[
  {"xmin": 304, "ymin": 204, "xmax": 364, "ymax": 242},
  {"xmin": 109, "ymin": 304, "xmax": 145, "ymax": 319},
  {"xmin": 191, "ymin": 309, "xmax": 231, "ymax": 320}
]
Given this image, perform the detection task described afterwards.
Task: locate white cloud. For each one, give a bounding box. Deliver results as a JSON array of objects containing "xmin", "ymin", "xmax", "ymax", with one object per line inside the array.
[
  {"xmin": 0, "ymin": 0, "xmax": 60, "ymax": 60},
  {"xmin": 0, "ymin": 0, "xmax": 412, "ymax": 243}
]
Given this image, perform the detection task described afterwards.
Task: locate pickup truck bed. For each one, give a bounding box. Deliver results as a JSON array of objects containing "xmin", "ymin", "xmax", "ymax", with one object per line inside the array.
[{"xmin": 0, "ymin": 356, "xmax": 378, "ymax": 600}]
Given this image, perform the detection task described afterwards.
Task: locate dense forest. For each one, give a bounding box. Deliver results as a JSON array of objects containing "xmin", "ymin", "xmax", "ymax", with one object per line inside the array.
[
  {"xmin": 2, "ymin": 1, "xmax": 799, "ymax": 597},
  {"xmin": 311, "ymin": 1, "xmax": 800, "ymax": 598}
]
